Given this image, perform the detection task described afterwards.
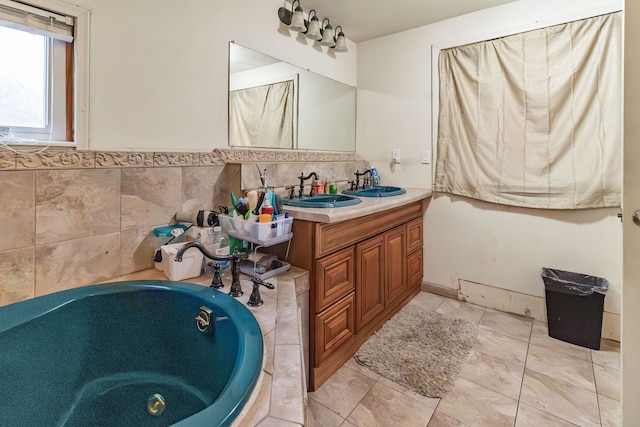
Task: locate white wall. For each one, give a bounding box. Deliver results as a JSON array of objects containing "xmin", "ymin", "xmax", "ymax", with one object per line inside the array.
[
  {"xmin": 82, "ymin": 0, "xmax": 356, "ymax": 152},
  {"xmin": 356, "ymin": 0, "xmax": 623, "ymax": 316}
]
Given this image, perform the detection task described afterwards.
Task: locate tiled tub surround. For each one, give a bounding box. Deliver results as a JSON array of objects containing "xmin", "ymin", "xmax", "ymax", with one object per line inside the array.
[
  {"xmin": 0, "ymin": 147, "xmax": 365, "ymax": 305},
  {"xmin": 101, "ymin": 266, "xmax": 310, "ymax": 426}
]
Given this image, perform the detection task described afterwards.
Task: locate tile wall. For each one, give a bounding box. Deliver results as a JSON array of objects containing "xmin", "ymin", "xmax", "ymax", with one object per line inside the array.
[{"xmin": 0, "ymin": 147, "xmax": 363, "ymax": 306}]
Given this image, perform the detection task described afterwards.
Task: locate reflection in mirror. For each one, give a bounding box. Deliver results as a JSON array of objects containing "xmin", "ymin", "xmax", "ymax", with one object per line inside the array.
[{"xmin": 228, "ymin": 43, "xmax": 356, "ymax": 152}]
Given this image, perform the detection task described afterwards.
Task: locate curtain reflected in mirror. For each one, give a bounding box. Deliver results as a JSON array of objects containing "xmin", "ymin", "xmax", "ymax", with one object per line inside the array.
[
  {"xmin": 229, "ymin": 80, "xmax": 294, "ymax": 148},
  {"xmin": 229, "ymin": 42, "xmax": 356, "ymax": 152}
]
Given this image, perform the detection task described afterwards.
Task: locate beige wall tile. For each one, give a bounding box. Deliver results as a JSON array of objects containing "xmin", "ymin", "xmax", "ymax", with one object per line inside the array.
[
  {"xmin": 35, "ymin": 233, "xmax": 121, "ymax": 296},
  {"xmin": 240, "ymin": 161, "xmax": 367, "ymax": 191},
  {"xmin": 0, "ymin": 248, "xmax": 34, "ymax": 306},
  {"xmin": 35, "ymin": 169, "xmax": 120, "ymax": 245},
  {"xmin": 181, "ymin": 165, "xmax": 226, "ymax": 213},
  {"xmin": 120, "ymin": 227, "xmax": 157, "ymax": 275},
  {"xmin": 121, "ymin": 168, "xmax": 182, "ymax": 230},
  {"xmin": 0, "ymin": 171, "xmax": 34, "ymax": 251}
]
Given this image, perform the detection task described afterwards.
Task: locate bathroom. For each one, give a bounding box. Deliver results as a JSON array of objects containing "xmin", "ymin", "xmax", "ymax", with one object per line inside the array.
[{"xmin": 0, "ymin": 0, "xmax": 635, "ymax": 425}]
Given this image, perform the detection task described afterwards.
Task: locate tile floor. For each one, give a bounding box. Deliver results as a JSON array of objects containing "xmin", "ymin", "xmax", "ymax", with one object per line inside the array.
[{"xmin": 307, "ymin": 292, "xmax": 621, "ymax": 427}]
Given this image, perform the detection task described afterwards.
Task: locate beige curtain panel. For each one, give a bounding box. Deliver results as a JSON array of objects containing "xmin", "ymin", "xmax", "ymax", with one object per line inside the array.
[
  {"xmin": 229, "ymin": 80, "xmax": 294, "ymax": 149},
  {"xmin": 435, "ymin": 12, "xmax": 622, "ymax": 209}
]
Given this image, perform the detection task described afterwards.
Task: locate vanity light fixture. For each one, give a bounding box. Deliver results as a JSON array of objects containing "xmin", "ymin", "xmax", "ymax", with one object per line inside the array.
[
  {"xmin": 277, "ymin": 2, "xmax": 347, "ymax": 52},
  {"xmin": 319, "ymin": 18, "xmax": 336, "ymax": 47},
  {"xmin": 333, "ymin": 26, "xmax": 347, "ymax": 52},
  {"xmin": 305, "ymin": 10, "xmax": 322, "ymax": 40}
]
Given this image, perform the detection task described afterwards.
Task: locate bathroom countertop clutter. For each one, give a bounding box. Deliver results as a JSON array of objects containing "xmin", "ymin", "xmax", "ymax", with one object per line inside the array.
[
  {"xmin": 106, "ymin": 266, "xmax": 310, "ymax": 426},
  {"xmin": 282, "ymin": 187, "xmax": 432, "ymax": 223}
]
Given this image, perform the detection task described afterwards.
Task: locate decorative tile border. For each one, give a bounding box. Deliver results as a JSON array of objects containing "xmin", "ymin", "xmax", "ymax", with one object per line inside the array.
[
  {"xmin": 0, "ymin": 151, "xmax": 15, "ymax": 170},
  {"xmin": 96, "ymin": 152, "xmax": 154, "ymax": 168},
  {"xmin": 0, "ymin": 147, "xmax": 360, "ymax": 171},
  {"xmin": 16, "ymin": 150, "xmax": 94, "ymax": 170},
  {"xmin": 215, "ymin": 148, "xmax": 360, "ymax": 163}
]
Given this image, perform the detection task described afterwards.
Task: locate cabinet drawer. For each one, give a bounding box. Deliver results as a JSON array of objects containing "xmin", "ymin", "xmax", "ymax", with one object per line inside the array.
[
  {"xmin": 315, "ymin": 293, "xmax": 355, "ymax": 365},
  {"xmin": 406, "ymin": 217, "xmax": 423, "ymax": 254},
  {"xmin": 407, "ymin": 248, "xmax": 423, "ymax": 290},
  {"xmin": 315, "ymin": 246, "xmax": 355, "ymax": 312}
]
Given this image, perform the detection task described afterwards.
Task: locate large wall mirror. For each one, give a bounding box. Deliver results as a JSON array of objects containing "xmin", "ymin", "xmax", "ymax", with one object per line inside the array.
[{"xmin": 228, "ymin": 42, "xmax": 356, "ymax": 152}]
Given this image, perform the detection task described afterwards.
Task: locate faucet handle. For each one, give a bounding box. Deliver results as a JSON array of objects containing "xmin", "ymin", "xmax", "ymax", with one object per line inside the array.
[{"xmin": 285, "ymin": 185, "xmax": 296, "ymax": 199}]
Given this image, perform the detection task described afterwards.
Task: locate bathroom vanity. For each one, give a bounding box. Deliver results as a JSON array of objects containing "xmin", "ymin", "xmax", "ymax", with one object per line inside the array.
[{"xmin": 282, "ymin": 189, "xmax": 431, "ymax": 390}]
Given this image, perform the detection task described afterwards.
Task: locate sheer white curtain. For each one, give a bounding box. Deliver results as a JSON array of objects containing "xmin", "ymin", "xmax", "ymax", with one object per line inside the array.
[
  {"xmin": 229, "ymin": 80, "xmax": 294, "ymax": 149},
  {"xmin": 435, "ymin": 12, "xmax": 622, "ymax": 209}
]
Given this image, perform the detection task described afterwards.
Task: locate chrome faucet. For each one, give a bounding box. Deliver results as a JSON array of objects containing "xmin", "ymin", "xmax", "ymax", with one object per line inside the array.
[
  {"xmin": 298, "ymin": 172, "xmax": 319, "ymax": 198},
  {"xmin": 174, "ymin": 242, "xmax": 244, "ymax": 297},
  {"xmin": 354, "ymin": 169, "xmax": 373, "ymax": 190}
]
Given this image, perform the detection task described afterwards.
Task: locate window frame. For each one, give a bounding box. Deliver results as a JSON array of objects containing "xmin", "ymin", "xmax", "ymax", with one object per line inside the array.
[{"xmin": 0, "ymin": 0, "xmax": 91, "ymax": 149}]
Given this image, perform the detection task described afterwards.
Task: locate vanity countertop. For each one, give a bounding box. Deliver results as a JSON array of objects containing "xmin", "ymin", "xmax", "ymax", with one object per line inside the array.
[
  {"xmin": 106, "ymin": 266, "xmax": 310, "ymax": 426},
  {"xmin": 283, "ymin": 188, "xmax": 432, "ymax": 223}
]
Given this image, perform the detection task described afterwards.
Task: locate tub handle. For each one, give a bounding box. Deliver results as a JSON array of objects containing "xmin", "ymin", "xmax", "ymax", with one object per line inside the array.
[{"xmin": 196, "ymin": 306, "xmax": 215, "ymax": 334}]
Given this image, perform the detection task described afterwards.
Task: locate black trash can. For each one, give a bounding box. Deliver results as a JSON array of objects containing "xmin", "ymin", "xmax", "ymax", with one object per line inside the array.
[{"xmin": 541, "ymin": 268, "xmax": 608, "ymax": 350}]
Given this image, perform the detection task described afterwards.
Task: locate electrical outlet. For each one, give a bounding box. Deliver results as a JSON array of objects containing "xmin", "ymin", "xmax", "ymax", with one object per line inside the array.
[
  {"xmin": 392, "ymin": 149, "xmax": 401, "ymax": 164},
  {"xmin": 421, "ymin": 149, "xmax": 431, "ymax": 164}
]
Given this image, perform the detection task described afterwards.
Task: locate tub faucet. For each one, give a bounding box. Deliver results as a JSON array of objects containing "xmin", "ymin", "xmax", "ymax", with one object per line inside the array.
[
  {"xmin": 298, "ymin": 172, "xmax": 318, "ymax": 198},
  {"xmin": 354, "ymin": 169, "xmax": 373, "ymax": 190},
  {"xmin": 175, "ymin": 242, "xmax": 244, "ymax": 297}
]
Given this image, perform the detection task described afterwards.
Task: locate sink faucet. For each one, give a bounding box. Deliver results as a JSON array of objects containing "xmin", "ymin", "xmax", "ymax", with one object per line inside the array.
[
  {"xmin": 175, "ymin": 242, "xmax": 244, "ymax": 297},
  {"xmin": 354, "ymin": 169, "xmax": 373, "ymax": 190},
  {"xmin": 298, "ymin": 172, "xmax": 319, "ymax": 198}
]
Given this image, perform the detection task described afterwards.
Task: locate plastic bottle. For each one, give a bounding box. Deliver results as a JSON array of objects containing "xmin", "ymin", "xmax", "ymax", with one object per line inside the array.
[
  {"xmin": 203, "ymin": 226, "xmax": 230, "ymax": 274},
  {"xmin": 214, "ymin": 226, "xmax": 231, "ymax": 255},
  {"xmin": 371, "ymin": 167, "xmax": 380, "ymax": 186},
  {"xmin": 261, "ymin": 198, "xmax": 274, "ymax": 216}
]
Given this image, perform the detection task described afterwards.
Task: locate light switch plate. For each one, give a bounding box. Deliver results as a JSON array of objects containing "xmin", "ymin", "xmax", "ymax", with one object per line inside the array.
[
  {"xmin": 421, "ymin": 149, "xmax": 431, "ymax": 164},
  {"xmin": 392, "ymin": 149, "xmax": 401, "ymax": 164}
]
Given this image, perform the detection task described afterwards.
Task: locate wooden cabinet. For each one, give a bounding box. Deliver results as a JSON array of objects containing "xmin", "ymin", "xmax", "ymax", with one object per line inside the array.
[
  {"xmin": 385, "ymin": 226, "xmax": 407, "ymax": 306},
  {"xmin": 355, "ymin": 235, "xmax": 385, "ymax": 331},
  {"xmin": 285, "ymin": 200, "xmax": 425, "ymax": 390},
  {"xmin": 407, "ymin": 248, "xmax": 423, "ymax": 291}
]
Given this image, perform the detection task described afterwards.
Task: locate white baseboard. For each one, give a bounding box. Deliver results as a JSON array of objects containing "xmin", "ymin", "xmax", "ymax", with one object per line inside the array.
[
  {"xmin": 421, "ymin": 279, "xmax": 621, "ymax": 342},
  {"xmin": 458, "ymin": 279, "xmax": 547, "ymax": 322}
]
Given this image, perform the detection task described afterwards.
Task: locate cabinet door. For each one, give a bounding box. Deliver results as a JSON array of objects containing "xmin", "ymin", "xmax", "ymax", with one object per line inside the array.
[
  {"xmin": 355, "ymin": 235, "xmax": 385, "ymax": 331},
  {"xmin": 407, "ymin": 248, "xmax": 423, "ymax": 291},
  {"xmin": 385, "ymin": 226, "xmax": 407, "ymax": 305},
  {"xmin": 316, "ymin": 247, "xmax": 355, "ymax": 313},
  {"xmin": 406, "ymin": 217, "xmax": 423, "ymax": 254},
  {"xmin": 315, "ymin": 293, "xmax": 355, "ymax": 365}
]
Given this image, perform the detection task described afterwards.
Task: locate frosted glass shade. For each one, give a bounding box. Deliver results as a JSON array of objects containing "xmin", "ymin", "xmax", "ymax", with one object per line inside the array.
[
  {"xmin": 320, "ymin": 25, "xmax": 335, "ymax": 47},
  {"xmin": 289, "ymin": 7, "xmax": 307, "ymax": 32},
  {"xmin": 334, "ymin": 32, "xmax": 347, "ymax": 52},
  {"xmin": 306, "ymin": 17, "xmax": 321, "ymax": 40}
]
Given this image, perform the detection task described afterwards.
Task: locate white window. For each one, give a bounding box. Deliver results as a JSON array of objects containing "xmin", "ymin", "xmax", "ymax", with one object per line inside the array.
[{"xmin": 0, "ymin": 0, "xmax": 90, "ymax": 148}]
